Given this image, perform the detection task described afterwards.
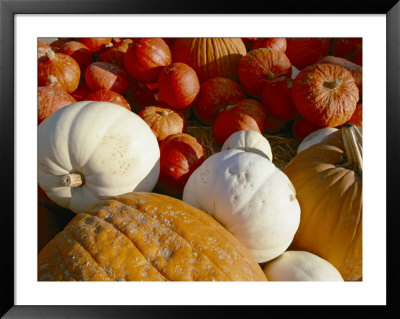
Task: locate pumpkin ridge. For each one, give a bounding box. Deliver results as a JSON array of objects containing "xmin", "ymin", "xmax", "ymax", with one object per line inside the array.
[
  {"xmin": 110, "ymin": 197, "xmax": 233, "ymax": 281},
  {"xmin": 293, "ymin": 167, "xmax": 350, "ymax": 245},
  {"xmin": 67, "ymin": 212, "xmax": 170, "ymax": 281},
  {"xmin": 89, "ymin": 207, "xmax": 178, "ymax": 281},
  {"xmin": 56, "ymin": 229, "xmax": 113, "ymax": 281},
  {"xmin": 71, "ymin": 106, "xmax": 131, "ymax": 173}
]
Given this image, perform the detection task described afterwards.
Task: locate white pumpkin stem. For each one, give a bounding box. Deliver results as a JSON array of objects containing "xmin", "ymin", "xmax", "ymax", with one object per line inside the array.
[
  {"xmin": 47, "ymin": 75, "xmax": 59, "ymax": 87},
  {"xmin": 342, "ymin": 124, "xmax": 362, "ymax": 175},
  {"xmin": 59, "ymin": 173, "xmax": 84, "ymax": 187},
  {"xmin": 323, "ymin": 80, "xmax": 342, "ymax": 89}
]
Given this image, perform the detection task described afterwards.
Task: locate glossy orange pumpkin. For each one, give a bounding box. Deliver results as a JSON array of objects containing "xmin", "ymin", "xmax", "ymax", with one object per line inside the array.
[
  {"xmin": 284, "ymin": 125, "xmax": 362, "ymax": 281},
  {"xmin": 38, "ymin": 192, "xmax": 267, "ymax": 281}
]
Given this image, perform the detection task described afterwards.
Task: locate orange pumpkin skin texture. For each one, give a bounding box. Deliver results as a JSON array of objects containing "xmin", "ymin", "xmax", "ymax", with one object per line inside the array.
[
  {"xmin": 346, "ymin": 103, "xmax": 362, "ymax": 127},
  {"xmin": 38, "ymin": 192, "xmax": 267, "ymax": 281},
  {"xmin": 157, "ymin": 63, "xmax": 200, "ymax": 109},
  {"xmin": 251, "ymin": 38, "xmax": 287, "ymax": 52},
  {"xmin": 285, "ymin": 38, "xmax": 331, "ymax": 70},
  {"xmin": 171, "ymin": 38, "xmax": 247, "ymax": 82},
  {"xmin": 38, "ymin": 86, "xmax": 77, "ymax": 124},
  {"xmin": 38, "ymin": 49, "xmax": 81, "ymax": 94},
  {"xmin": 138, "ymin": 105, "xmax": 186, "ymax": 142},
  {"xmin": 76, "ymin": 38, "xmax": 113, "ymax": 53},
  {"xmin": 319, "ymin": 56, "xmax": 362, "ymax": 98},
  {"xmin": 38, "ymin": 41, "xmax": 51, "ymax": 59},
  {"xmin": 291, "ymin": 63, "xmax": 359, "ymax": 127},
  {"xmin": 292, "ymin": 116, "xmax": 324, "ymax": 141},
  {"xmin": 58, "ymin": 41, "xmax": 93, "ymax": 73},
  {"xmin": 84, "ymin": 90, "xmax": 131, "ymax": 111},
  {"xmin": 193, "ymin": 77, "xmax": 246, "ymax": 125},
  {"xmin": 238, "ymin": 48, "xmax": 292, "ymax": 97},
  {"xmin": 284, "ymin": 126, "xmax": 362, "ymax": 281}
]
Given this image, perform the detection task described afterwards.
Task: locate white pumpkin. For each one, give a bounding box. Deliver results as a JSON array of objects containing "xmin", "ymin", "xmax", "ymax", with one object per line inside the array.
[
  {"xmin": 38, "ymin": 101, "xmax": 160, "ymax": 213},
  {"xmin": 263, "ymin": 250, "xmax": 344, "ymax": 281},
  {"xmin": 182, "ymin": 149, "xmax": 300, "ymax": 263},
  {"xmin": 221, "ymin": 130, "xmax": 273, "ymax": 161},
  {"xmin": 297, "ymin": 127, "xmax": 338, "ymax": 154}
]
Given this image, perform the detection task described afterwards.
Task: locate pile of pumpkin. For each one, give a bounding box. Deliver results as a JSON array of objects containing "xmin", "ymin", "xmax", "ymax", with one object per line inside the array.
[{"xmin": 37, "ymin": 37, "xmax": 362, "ymax": 282}]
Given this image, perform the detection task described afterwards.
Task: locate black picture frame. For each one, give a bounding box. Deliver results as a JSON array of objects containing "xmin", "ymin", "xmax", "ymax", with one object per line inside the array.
[{"xmin": 1, "ymin": 0, "xmax": 399, "ymax": 317}]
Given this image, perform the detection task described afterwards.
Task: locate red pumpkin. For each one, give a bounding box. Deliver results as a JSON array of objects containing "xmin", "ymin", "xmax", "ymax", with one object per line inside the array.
[
  {"xmin": 38, "ymin": 86, "xmax": 77, "ymax": 124},
  {"xmin": 193, "ymin": 77, "xmax": 246, "ymax": 125},
  {"xmin": 291, "ymin": 63, "xmax": 359, "ymax": 127},
  {"xmin": 212, "ymin": 99, "xmax": 268, "ymax": 145},
  {"xmin": 319, "ymin": 56, "xmax": 362, "ymax": 97},
  {"xmin": 261, "ymin": 78, "xmax": 298, "ymax": 121},
  {"xmin": 238, "ymin": 48, "xmax": 292, "ymax": 97},
  {"xmin": 38, "ymin": 49, "xmax": 81, "ymax": 94},
  {"xmin": 84, "ymin": 90, "xmax": 131, "ymax": 110},
  {"xmin": 241, "ymin": 38, "xmax": 258, "ymax": 50},
  {"xmin": 123, "ymin": 38, "xmax": 171, "ymax": 83},
  {"xmin": 49, "ymin": 38, "xmax": 73, "ymax": 51},
  {"xmin": 38, "ymin": 41, "xmax": 51, "ymax": 59},
  {"xmin": 58, "ymin": 40, "xmax": 93, "ymax": 73},
  {"xmin": 71, "ymin": 81, "xmax": 91, "ymax": 101},
  {"xmin": 125, "ymin": 79, "xmax": 158, "ymax": 113},
  {"xmin": 331, "ymin": 38, "xmax": 362, "ymax": 61},
  {"xmin": 157, "ymin": 133, "xmax": 206, "ymax": 198},
  {"xmin": 264, "ymin": 111, "xmax": 288, "ymax": 134},
  {"xmin": 251, "ymin": 38, "xmax": 287, "ymax": 52},
  {"xmin": 345, "ymin": 103, "xmax": 362, "ymax": 126},
  {"xmin": 157, "ymin": 63, "xmax": 200, "ymax": 109},
  {"xmin": 138, "ymin": 105, "xmax": 186, "ymax": 142},
  {"xmin": 285, "ymin": 38, "xmax": 331, "ymax": 70},
  {"xmin": 292, "ymin": 116, "xmax": 325, "ymax": 141},
  {"xmin": 98, "ymin": 38, "xmax": 133, "ymax": 68},
  {"xmin": 84, "ymin": 62, "xmax": 130, "ymax": 94},
  {"xmin": 76, "ymin": 37, "xmax": 113, "ymax": 53}
]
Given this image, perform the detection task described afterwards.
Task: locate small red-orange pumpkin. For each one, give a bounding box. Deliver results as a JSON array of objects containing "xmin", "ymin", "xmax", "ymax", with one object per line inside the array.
[
  {"xmin": 84, "ymin": 62, "xmax": 130, "ymax": 94},
  {"xmin": 291, "ymin": 63, "xmax": 359, "ymax": 127},
  {"xmin": 212, "ymin": 99, "xmax": 268, "ymax": 145},
  {"xmin": 157, "ymin": 63, "xmax": 200, "ymax": 109},
  {"xmin": 38, "ymin": 49, "xmax": 81, "ymax": 94},
  {"xmin": 157, "ymin": 133, "xmax": 206, "ymax": 198},
  {"xmin": 285, "ymin": 38, "xmax": 331, "ymax": 70},
  {"xmin": 84, "ymin": 90, "xmax": 131, "ymax": 110},
  {"xmin": 58, "ymin": 40, "xmax": 93, "ymax": 73},
  {"xmin": 138, "ymin": 105, "xmax": 186, "ymax": 142}
]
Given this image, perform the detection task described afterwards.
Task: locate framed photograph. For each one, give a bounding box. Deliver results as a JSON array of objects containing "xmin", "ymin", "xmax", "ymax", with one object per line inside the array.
[{"xmin": 1, "ymin": 0, "xmax": 398, "ymax": 317}]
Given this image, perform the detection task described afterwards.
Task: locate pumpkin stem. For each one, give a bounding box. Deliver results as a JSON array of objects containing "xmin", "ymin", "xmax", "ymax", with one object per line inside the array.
[
  {"xmin": 59, "ymin": 173, "xmax": 85, "ymax": 187},
  {"xmin": 47, "ymin": 75, "xmax": 59, "ymax": 87},
  {"xmin": 225, "ymin": 104, "xmax": 235, "ymax": 111},
  {"xmin": 46, "ymin": 48, "xmax": 55, "ymax": 60},
  {"xmin": 323, "ymin": 80, "xmax": 342, "ymax": 89},
  {"xmin": 342, "ymin": 124, "xmax": 362, "ymax": 175}
]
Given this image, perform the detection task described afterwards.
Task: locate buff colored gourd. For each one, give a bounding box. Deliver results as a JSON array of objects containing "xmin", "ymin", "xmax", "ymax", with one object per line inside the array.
[
  {"xmin": 38, "ymin": 192, "xmax": 267, "ymax": 281},
  {"xmin": 263, "ymin": 250, "xmax": 344, "ymax": 281},
  {"xmin": 183, "ymin": 147, "xmax": 300, "ymax": 263},
  {"xmin": 284, "ymin": 124, "xmax": 362, "ymax": 281},
  {"xmin": 38, "ymin": 101, "xmax": 160, "ymax": 214}
]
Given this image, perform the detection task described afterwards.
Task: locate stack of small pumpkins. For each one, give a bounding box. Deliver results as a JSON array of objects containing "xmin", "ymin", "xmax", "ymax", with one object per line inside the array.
[{"xmin": 37, "ymin": 37, "xmax": 362, "ymax": 282}]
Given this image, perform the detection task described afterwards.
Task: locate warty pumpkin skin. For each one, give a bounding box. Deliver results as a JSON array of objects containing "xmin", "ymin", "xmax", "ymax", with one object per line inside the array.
[
  {"xmin": 171, "ymin": 38, "xmax": 247, "ymax": 82},
  {"xmin": 38, "ymin": 192, "xmax": 267, "ymax": 281},
  {"xmin": 291, "ymin": 63, "xmax": 359, "ymax": 128},
  {"xmin": 38, "ymin": 101, "xmax": 160, "ymax": 214},
  {"xmin": 283, "ymin": 125, "xmax": 362, "ymax": 281},
  {"xmin": 183, "ymin": 148, "xmax": 300, "ymax": 263}
]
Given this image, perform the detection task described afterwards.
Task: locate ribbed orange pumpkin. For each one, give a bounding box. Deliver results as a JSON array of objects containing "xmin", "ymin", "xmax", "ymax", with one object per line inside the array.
[
  {"xmin": 171, "ymin": 38, "xmax": 247, "ymax": 82},
  {"xmin": 283, "ymin": 125, "xmax": 362, "ymax": 281},
  {"xmin": 38, "ymin": 192, "xmax": 267, "ymax": 281}
]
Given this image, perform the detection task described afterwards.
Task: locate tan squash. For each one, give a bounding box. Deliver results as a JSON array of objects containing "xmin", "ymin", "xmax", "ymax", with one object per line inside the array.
[
  {"xmin": 171, "ymin": 38, "xmax": 247, "ymax": 82},
  {"xmin": 38, "ymin": 192, "xmax": 267, "ymax": 281},
  {"xmin": 284, "ymin": 124, "xmax": 362, "ymax": 281}
]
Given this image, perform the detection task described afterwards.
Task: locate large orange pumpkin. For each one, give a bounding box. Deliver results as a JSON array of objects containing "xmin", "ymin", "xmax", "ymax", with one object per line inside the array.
[
  {"xmin": 283, "ymin": 124, "xmax": 362, "ymax": 281},
  {"xmin": 38, "ymin": 192, "xmax": 267, "ymax": 281},
  {"xmin": 171, "ymin": 38, "xmax": 247, "ymax": 82}
]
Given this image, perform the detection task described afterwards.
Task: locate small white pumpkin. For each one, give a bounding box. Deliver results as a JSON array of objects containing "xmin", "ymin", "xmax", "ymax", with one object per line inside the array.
[
  {"xmin": 297, "ymin": 127, "xmax": 338, "ymax": 154},
  {"xmin": 38, "ymin": 101, "xmax": 160, "ymax": 213},
  {"xmin": 221, "ymin": 130, "xmax": 273, "ymax": 161},
  {"xmin": 263, "ymin": 250, "xmax": 344, "ymax": 281},
  {"xmin": 182, "ymin": 149, "xmax": 300, "ymax": 263}
]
